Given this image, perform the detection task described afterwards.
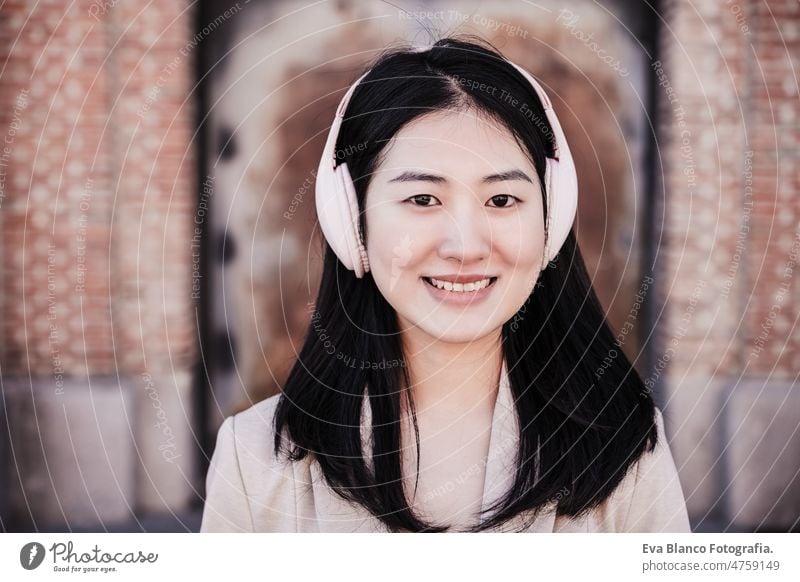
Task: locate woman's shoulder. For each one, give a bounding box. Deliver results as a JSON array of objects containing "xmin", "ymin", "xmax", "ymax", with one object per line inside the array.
[
  {"xmin": 554, "ymin": 406, "xmax": 692, "ymax": 533},
  {"xmin": 229, "ymin": 392, "xmax": 283, "ymax": 445},
  {"xmin": 200, "ymin": 393, "xmax": 307, "ymax": 532},
  {"xmin": 228, "ymin": 393, "xmax": 302, "ymax": 483},
  {"xmin": 614, "ymin": 407, "xmax": 690, "ymax": 530},
  {"xmin": 215, "ymin": 394, "xmax": 287, "ymax": 468}
]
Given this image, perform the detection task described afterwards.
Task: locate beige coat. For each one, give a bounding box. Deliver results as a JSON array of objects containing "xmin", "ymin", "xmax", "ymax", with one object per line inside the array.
[{"xmin": 200, "ymin": 362, "xmax": 691, "ymax": 533}]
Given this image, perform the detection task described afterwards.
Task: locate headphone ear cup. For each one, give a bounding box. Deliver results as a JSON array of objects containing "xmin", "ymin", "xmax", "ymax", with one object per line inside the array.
[
  {"xmin": 542, "ymin": 158, "xmax": 557, "ymax": 270},
  {"xmin": 317, "ymin": 163, "xmax": 353, "ymax": 275},
  {"xmin": 336, "ymin": 162, "xmax": 369, "ymax": 277},
  {"xmin": 542, "ymin": 153, "xmax": 578, "ymax": 271}
]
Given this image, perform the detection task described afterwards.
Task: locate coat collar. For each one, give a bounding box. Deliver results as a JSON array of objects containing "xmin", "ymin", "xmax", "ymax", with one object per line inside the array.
[
  {"xmin": 310, "ymin": 359, "xmax": 557, "ymax": 532},
  {"xmin": 472, "ymin": 359, "xmax": 557, "ymax": 532}
]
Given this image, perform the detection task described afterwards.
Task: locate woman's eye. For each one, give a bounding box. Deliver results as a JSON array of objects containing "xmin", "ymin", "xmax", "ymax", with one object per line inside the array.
[
  {"xmin": 487, "ymin": 195, "xmax": 520, "ymax": 208},
  {"xmin": 407, "ymin": 194, "xmax": 440, "ymax": 207}
]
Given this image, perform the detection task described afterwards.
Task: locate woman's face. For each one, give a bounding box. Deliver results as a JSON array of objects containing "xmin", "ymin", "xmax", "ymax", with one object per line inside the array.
[{"xmin": 364, "ymin": 109, "xmax": 545, "ymax": 344}]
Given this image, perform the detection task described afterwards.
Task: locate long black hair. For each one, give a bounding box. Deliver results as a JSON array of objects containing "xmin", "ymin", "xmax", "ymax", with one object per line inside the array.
[{"xmin": 274, "ymin": 36, "xmax": 658, "ymax": 532}]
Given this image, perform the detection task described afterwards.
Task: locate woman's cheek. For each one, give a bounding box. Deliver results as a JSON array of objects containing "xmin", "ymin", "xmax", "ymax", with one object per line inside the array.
[
  {"xmin": 365, "ymin": 207, "xmax": 395, "ymax": 263},
  {"xmin": 381, "ymin": 219, "xmax": 429, "ymax": 264},
  {"xmin": 497, "ymin": 222, "xmax": 544, "ymax": 264},
  {"xmin": 367, "ymin": 231, "xmax": 421, "ymax": 293}
]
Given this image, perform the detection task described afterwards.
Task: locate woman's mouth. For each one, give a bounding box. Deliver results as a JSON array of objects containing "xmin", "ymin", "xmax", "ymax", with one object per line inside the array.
[{"xmin": 421, "ymin": 276, "xmax": 498, "ymax": 305}]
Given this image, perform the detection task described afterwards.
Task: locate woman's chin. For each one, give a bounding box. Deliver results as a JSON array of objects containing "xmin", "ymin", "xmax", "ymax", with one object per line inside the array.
[{"xmin": 413, "ymin": 319, "xmax": 502, "ymax": 344}]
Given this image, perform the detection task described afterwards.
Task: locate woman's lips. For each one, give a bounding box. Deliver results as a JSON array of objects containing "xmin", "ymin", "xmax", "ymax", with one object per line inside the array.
[{"xmin": 421, "ymin": 276, "xmax": 497, "ymax": 305}]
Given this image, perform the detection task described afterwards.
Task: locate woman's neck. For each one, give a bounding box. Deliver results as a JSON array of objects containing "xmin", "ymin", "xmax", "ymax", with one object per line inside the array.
[{"xmin": 399, "ymin": 328, "xmax": 504, "ymax": 418}]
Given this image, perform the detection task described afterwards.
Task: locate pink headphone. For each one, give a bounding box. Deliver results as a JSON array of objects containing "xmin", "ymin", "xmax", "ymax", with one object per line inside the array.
[{"xmin": 315, "ymin": 47, "xmax": 578, "ymax": 278}]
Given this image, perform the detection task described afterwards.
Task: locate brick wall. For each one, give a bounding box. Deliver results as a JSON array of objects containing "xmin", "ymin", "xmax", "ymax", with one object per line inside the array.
[
  {"xmin": 655, "ymin": 0, "xmax": 799, "ymax": 530},
  {"xmin": 0, "ymin": 0, "xmax": 198, "ymax": 529}
]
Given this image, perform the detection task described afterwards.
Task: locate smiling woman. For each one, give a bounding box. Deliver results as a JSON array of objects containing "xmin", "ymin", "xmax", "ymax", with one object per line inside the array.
[{"xmin": 200, "ymin": 36, "xmax": 691, "ymax": 533}]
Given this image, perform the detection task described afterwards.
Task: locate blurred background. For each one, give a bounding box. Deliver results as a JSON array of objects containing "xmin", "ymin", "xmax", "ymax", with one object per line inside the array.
[{"xmin": 0, "ymin": 0, "xmax": 797, "ymax": 532}]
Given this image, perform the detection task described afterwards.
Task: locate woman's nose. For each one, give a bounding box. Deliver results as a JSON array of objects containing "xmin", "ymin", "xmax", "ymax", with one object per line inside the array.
[{"xmin": 437, "ymin": 201, "xmax": 492, "ymax": 264}]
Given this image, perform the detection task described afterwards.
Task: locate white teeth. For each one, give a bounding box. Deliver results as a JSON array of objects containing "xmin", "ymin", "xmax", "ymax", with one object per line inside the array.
[{"xmin": 427, "ymin": 277, "xmax": 492, "ymax": 292}]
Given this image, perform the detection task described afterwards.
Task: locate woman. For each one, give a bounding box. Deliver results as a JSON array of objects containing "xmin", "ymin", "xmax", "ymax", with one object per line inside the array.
[{"xmin": 200, "ymin": 36, "xmax": 691, "ymax": 533}]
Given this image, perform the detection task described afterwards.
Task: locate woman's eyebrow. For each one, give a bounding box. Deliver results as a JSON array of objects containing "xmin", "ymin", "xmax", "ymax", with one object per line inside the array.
[
  {"xmin": 388, "ymin": 171, "xmax": 447, "ymax": 184},
  {"xmin": 387, "ymin": 169, "xmax": 533, "ymax": 184},
  {"xmin": 482, "ymin": 169, "xmax": 533, "ymax": 184}
]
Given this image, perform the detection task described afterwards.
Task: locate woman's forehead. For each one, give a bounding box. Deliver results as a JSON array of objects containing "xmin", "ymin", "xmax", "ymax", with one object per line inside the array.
[{"xmin": 374, "ymin": 110, "xmax": 537, "ymax": 184}]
